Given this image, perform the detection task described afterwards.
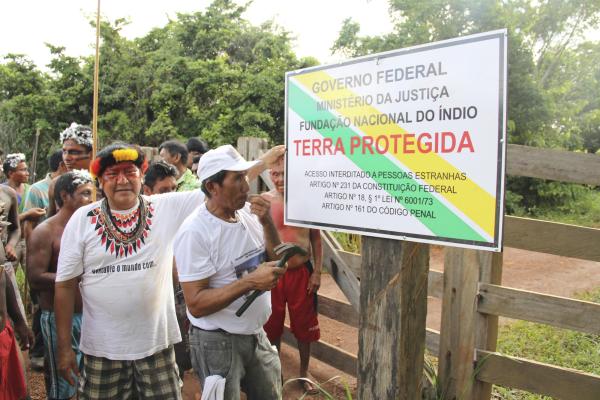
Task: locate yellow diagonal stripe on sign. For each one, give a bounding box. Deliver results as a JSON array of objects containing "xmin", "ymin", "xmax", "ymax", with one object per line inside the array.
[{"xmin": 294, "ymin": 70, "xmax": 496, "ymax": 238}]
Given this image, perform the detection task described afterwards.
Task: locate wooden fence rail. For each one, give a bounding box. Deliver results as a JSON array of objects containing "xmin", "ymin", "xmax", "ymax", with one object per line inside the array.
[
  {"xmin": 504, "ymin": 216, "xmax": 600, "ymax": 262},
  {"xmin": 478, "ymin": 283, "xmax": 600, "ymax": 335},
  {"xmin": 507, "ymin": 144, "xmax": 600, "ymax": 186},
  {"xmin": 476, "ymin": 350, "xmax": 600, "ymax": 400}
]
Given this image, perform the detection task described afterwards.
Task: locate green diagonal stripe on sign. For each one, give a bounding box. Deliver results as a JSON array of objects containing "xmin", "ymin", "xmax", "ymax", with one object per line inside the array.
[{"xmin": 288, "ymin": 79, "xmax": 486, "ymax": 242}]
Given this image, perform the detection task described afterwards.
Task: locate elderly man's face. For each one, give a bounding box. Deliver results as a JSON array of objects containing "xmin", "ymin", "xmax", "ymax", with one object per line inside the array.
[
  {"xmin": 98, "ymin": 162, "xmax": 142, "ymax": 210},
  {"xmin": 210, "ymin": 171, "xmax": 249, "ymax": 212}
]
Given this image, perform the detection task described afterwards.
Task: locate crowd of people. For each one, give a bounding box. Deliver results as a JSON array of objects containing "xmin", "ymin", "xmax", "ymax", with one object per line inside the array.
[{"xmin": 0, "ymin": 122, "xmax": 323, "ymax": 400}]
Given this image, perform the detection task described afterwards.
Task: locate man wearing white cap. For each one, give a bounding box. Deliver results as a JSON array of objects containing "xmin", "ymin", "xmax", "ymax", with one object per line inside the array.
[{"xmin": 174, "ymin": 145, "xmax": 285, "ymax": 400}]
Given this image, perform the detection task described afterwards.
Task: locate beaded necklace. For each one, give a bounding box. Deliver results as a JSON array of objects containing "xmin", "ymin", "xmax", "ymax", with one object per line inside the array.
[
  {"xmin": 88, "ymin": 196, "xmax": 154, "ymax": 258},
  {"xmin": 100, "ymin": 195, "xmax": 148, "ymax": 245}
]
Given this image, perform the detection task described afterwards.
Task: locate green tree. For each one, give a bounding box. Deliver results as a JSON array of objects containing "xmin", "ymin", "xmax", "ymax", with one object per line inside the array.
[
  {"xmin": 331, "ymin": 0, "xmax": 600, "ymax": 215},
  {"xmin": 0, "ymin": 0, "xmax": 318, "ymax": 157},
  {"xmin": 0, "ymin": 54, "xmax": 58, "ymax": 177},
  {"xmin": 90, "ymin": 0, "xmax": 314, "ymax": 147}
]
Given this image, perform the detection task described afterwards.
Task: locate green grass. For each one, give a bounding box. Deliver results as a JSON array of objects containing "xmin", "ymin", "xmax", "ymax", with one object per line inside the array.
[
  {"xmin": 15, "ymin": 265, "xmax": 26, "ymax": 291},
  {"xmin": 283, "ymin": 376, "xmax": 354, "ymax": 399},
  {"xmin": 514, "ymin": 188, "xmax": 600, "ymax": 229},
  {"xmin": 15, "ymin": 266, "xmax": 28, "ymax": 303},
  {"xmin": 492, "ymin": 288, "xmax": 600, "ymax": 399},
  {"xmin": 330, "ymin": 232, "xmax": 361, "ymax": 253},
  {"xmin": 13, "ymin": 266, "xmax": 33, "ymax": 320}
]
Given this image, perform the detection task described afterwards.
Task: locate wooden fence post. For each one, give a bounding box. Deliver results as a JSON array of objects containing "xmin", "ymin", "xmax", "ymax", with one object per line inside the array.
[
  {"xmin": 473, "ymin": 251, "xmax": 503, "ymax": 400},
  {"xmin": 237, "ymin": 136, "xmax": 268, "ymax": 194},
  {"xmin": 140, "ymin": 146, "xmax": 159, "ymax": 163},
  {"xmin": 437, "ymin": 248, "xmax": 503, "ymax": 400},
  {"xmin": 322, "ymin": 232, "xmax": 361, "ymax": 311},
  {"xmin": 358, "ymin": 237, "xmax": 429, "ymax": 399}
]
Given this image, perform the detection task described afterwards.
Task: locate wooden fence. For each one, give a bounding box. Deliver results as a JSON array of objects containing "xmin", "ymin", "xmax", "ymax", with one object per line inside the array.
[{"xmin": 240, "ymin": 137, "xmax": 600, "ymax": 400}]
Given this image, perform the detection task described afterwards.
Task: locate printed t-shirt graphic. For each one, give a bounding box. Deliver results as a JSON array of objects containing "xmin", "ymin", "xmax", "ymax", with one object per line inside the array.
[{"xmin": 233, "ymin": 247, "xmax": 266, "ymax": 299}]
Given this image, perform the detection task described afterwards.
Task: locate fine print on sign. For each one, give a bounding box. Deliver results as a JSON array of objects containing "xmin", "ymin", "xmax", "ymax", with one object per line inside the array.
[{"xmin": 284, "ymin": 29, "xmax": 508, "ymax": 251}]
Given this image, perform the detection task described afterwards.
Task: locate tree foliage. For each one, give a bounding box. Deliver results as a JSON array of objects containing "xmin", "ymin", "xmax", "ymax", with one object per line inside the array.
[
  {"xmin": 1, "ymin": 0, "xmax": 599, "ymax": 216},
  {"xmin": 332, "ymin": 0, "xmax": 600, "ymax": 215},
  {"xmin": 0, "ymin": 0, "xmax": 315, "ymax": 177}
]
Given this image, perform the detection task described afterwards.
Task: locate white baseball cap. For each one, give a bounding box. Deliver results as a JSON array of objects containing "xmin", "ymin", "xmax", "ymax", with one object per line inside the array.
[{"xmin": 197, "ymin": 145, "xmax": 260, "ymax": 182}]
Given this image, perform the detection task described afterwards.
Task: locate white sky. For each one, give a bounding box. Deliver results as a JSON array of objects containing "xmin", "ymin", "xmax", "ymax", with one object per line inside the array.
[{"xmin": 0, "ymin": 0, "xmax": 394, "ymax": 68}]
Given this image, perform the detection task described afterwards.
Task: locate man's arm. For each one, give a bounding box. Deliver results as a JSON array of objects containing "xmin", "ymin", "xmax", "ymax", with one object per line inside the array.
[
  {"xmin": 23, "ymin": 186, "xmax": 45, "ymax": 238},
  {"xmin": 176, "ymin": 223, "xmax": 283, "ymax": 317},
  {"xmin": 53, "ymin": 208, "xmax": 85, "ymax": 384},
  {"xmin": 26, "ymin": 223, "xmax": 55, "ymax": 291},
  {"xmin": 249, "ymin": 195, "xmax": 281, "ymax": 261},
  {"xmin": 172, "ymin": 258, "xmax": 180, "ymax": 289},
  {"xmin": 262, "ymin": 219, "xmax": 280, "ymax": 261},
  {"xmin": 55, "ymin": 279, "xmax": 79, "ymax": 384},
  {"xmin": 247, "ymin": 145, "xmax": 285, "ymax": 182},
  {"xmin": 4, "ymin": 188, "xmax": 20, "ymax": 261},
  {"xmin": 23, "ymin": 221, "xmax": 34, "ymax": 239},
  {"xmin": 181, "ymin": 261, "xmax": 285, "ymax": 318},
  {"xmin": 5, "ymin": 267, "xmax": 34, "ymax": 350},
  {"xmin": 307, "ymin": 229, "xmax": 323, "ymax": 294},
  {"xmin": 19, "ymin": 207, "xmax": 46, "ymax": 224},
  {"xmin": 47, "ymin": 179, "xmax": 57, "ymax": 218}
]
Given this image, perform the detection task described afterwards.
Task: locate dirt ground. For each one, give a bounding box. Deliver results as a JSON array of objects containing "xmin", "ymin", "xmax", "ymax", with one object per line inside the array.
[{"xmin": 25, "ymin": 246, "xmax": 600, "ymax": 399}]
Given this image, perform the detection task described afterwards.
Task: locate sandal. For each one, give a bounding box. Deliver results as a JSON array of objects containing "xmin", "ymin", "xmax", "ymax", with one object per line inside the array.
[{"xmin": 300, "ymin": 377, "xmax": 320, "ymax": 395}]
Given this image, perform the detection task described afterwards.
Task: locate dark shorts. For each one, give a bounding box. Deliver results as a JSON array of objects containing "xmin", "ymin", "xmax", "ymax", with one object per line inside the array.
[
  {"xmin": 263, "ymin": 262, "xmax": 320, "ymax": 342},
  {"xmin": 80, "ymin": 346, "xmax": 181, "ymax": 399}
]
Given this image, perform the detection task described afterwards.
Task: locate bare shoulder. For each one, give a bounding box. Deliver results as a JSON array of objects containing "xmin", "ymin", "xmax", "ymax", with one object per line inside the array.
[
  {"xmin": 31, "ymin": 214, "xmax": 65, "ymax": 245},
  {"xmin": 30, "ymin": 219, "xmax": 53, "ymax": 243}
]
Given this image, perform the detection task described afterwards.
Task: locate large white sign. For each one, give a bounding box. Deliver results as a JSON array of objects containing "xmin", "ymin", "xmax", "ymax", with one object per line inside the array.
[{"xmin": 285, "ymin": 30, "xmax": 507, "ymax": 251}]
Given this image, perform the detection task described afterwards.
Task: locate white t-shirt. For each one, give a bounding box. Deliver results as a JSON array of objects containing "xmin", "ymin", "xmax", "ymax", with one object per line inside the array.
[
  {"xmin": 174, "ymin": 202, "xmax": 271, "ymax": 335},
  {"xmin": 56, "ymin": 190, "xmax": 204, "ymax": 360}
]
